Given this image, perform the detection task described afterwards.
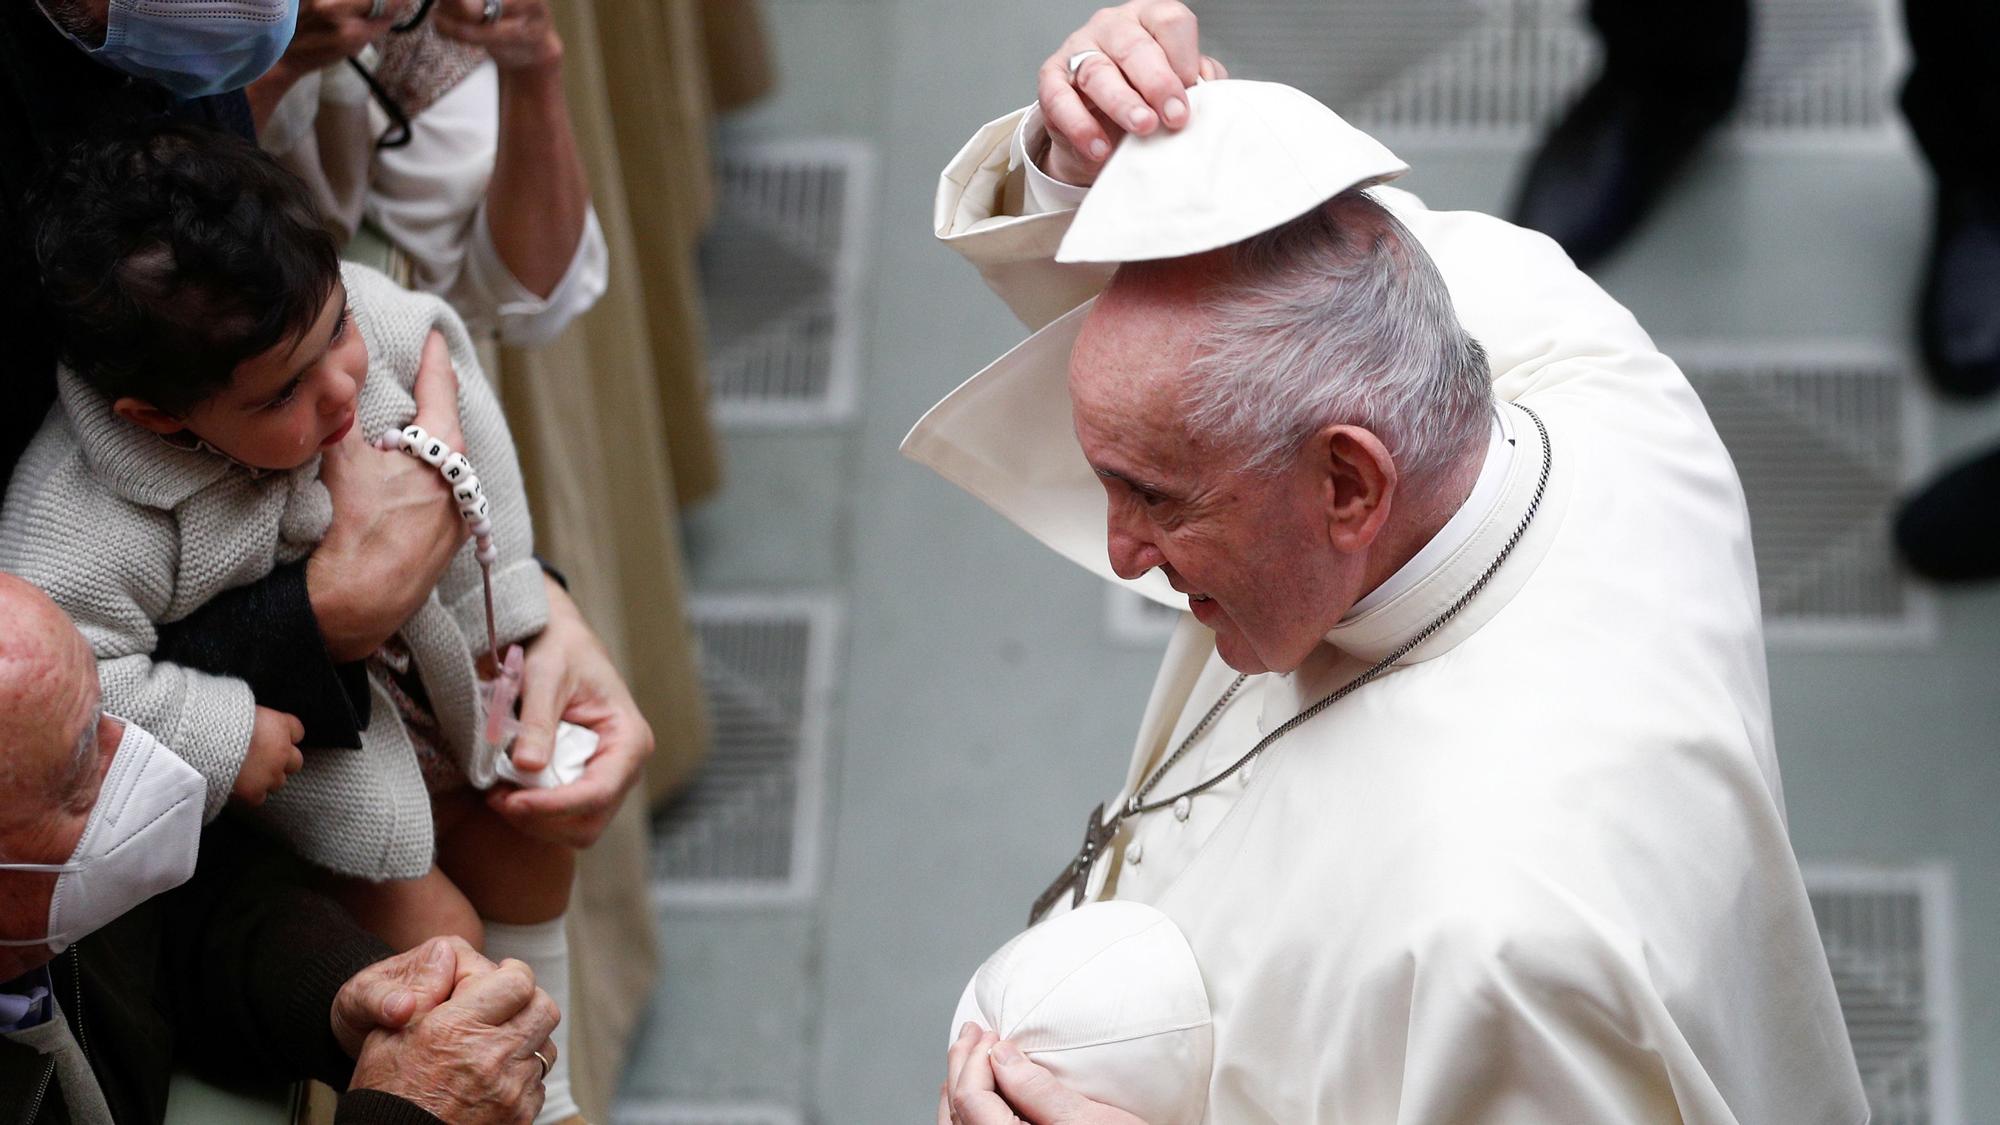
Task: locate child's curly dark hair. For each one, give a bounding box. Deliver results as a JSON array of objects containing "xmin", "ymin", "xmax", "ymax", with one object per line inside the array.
[{"xmin": 32, "ymin": 118, "xmax": 340, "ymax": 415}]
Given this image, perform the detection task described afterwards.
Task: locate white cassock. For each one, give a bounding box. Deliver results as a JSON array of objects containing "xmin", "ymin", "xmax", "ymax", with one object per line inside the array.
[{"xmin": 906, "ymin": 82, "xmax": 1868, "ymax": 1124}]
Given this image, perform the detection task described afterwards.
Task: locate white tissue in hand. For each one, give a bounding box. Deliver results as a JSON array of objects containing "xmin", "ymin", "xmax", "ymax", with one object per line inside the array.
[{"xmin": 492, "ymin": 721, "xmax": 599, "ymax": 789}]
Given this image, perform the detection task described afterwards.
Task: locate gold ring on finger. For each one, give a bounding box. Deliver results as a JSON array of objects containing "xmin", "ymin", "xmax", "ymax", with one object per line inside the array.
[{"xmin": 532, "ymin": 1048, "xmax": 551, "ymax": 1082}]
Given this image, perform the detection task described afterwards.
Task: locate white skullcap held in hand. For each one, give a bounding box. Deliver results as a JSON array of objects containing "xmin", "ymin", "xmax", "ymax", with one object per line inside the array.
[
  {"xmin": 949, "ymin": 901, "xmax": 1213, "ymax": 1125},
  {"xmin": 1055, "ymin": 79, "xmax": 1408, "ymax": 264}
]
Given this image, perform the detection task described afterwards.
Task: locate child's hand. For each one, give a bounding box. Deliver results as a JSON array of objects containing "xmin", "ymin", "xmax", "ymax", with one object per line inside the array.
[{"xmin": 234, "ymin": 707, "xmax": 306, "ymax": 806}]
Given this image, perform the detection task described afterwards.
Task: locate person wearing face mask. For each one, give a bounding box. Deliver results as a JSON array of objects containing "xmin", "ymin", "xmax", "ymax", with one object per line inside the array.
[
  {"xmin": 0, "ymin": 582, "xmax": 202, "ymax": 1124},
  {"xmin": 0, "ymin": 0, "xmax": 477, "ymax": 765},
  {"xmin": 0, "ymin": 573, "xmax": 565, "ymax": 1125},
  {"xmin": 1, "ymin": 0, "xmax": 279, "ymax": 467},
  {"xmin": 33, "ymin": 0, "xmax": 298, "ymax": 101},
  {"xmin": 0, "ymin": 0, "xmax": 659, "ymax": 951}
]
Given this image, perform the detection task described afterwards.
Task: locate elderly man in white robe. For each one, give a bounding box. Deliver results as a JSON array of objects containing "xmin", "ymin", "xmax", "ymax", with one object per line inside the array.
[{"xmin": 916, "ymin": 5, "xmax": 1869, "ymax": 1124}]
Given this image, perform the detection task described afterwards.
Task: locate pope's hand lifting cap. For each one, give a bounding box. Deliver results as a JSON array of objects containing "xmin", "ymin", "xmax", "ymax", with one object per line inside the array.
[{"xmin": 1053, "ymin": 79, "xmax": 1408, "ymax": 265}]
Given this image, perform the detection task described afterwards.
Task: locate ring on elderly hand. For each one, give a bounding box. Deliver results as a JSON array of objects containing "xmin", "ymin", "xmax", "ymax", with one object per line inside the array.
[
  {"xmin": 367, "ymin": 0, "xmax": 386, "ymax": 19},
  {"xmin": 1066, "ymin": 49, "xmax": 1105, "ymax": 84},
  {"xmin": 481, "ymin": 0, "xmax": 502, "ymax": 23},
  {"xmin": 532, "ymin": 1049, "xmax": 551, "ymax": 1082}
]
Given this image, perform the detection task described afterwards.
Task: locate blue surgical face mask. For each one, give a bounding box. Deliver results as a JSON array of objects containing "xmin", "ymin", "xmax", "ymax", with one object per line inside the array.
[{"xmin": 44, "ymin": 0, "xmax": 300, "ymax": 100}]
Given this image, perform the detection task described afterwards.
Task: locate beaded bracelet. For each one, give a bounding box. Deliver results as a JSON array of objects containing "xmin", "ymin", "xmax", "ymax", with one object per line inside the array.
[
  {"xmin": 374, "ymin": 423, "xmax": 597, "ymax": 782},
  {"xmin": 385, "ymin": 424, "xmax": 497, "ymax": 561},
  {"xmin": 377, "ymin": 423, "xmax": 502, "ymax": 661}
]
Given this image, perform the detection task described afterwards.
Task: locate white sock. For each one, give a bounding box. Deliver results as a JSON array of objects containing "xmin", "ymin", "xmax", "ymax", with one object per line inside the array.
[{"xmin": 483, "ymin": 916, "xmax": 580, "ymax": 1123}]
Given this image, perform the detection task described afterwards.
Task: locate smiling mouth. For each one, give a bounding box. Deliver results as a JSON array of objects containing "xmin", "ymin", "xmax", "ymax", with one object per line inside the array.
[
  {"xmin": 1165, "ymin": 571, "xmax": 1214, "ymax": 604},
  {"xmin": 1161, "ymin": 567, "xmax": 1215, "ymax": 605}
]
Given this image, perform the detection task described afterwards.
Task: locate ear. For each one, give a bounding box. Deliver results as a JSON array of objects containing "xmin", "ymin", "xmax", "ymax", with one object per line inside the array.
[
  {"xmin": 1313, "ymin": 424, "xmax": 1398, "ymax": 553},
  {"xmin": 111, "ymin": 397, "xmax": 185, "ymax": 436}
]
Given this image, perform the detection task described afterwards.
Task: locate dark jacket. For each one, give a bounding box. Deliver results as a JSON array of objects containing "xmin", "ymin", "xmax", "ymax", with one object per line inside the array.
[{"xmin": 0, "ymin": 819, "xmax": 444, "ymax": 1125}]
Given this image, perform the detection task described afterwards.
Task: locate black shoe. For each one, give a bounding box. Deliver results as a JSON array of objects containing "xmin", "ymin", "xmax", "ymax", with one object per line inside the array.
[
  {"xmin": 1918, "ymin": 181, "xmax": 2000, "ymax": 399},
  {"xmin": 1510, "ymin": 77, "xmax": 1734, "ymax": 269},
  {"xmin": 1895, "ymin": 442, "xmax": 2000, "ymax": 581}
]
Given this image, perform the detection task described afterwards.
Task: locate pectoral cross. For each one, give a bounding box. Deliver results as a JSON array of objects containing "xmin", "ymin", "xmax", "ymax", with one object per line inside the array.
[{"xmin": 1028, "ymin": 802, "xmax": 1121, "ymax": 926}]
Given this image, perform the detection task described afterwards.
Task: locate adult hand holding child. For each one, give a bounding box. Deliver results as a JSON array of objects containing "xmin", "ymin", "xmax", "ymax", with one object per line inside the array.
[{"xmin": 311, "ymin": 330, "xmax": 471, "ymax": 664}]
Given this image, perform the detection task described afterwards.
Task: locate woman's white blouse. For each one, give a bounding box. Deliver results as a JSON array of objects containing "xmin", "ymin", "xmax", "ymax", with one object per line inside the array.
[{"xmin": 263, "ymin": 58, "xmax": 609, "ymax": 348}]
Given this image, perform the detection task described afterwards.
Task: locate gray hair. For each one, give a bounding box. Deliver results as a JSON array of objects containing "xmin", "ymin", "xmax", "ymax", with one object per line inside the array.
[
  {"xmin": 1179, "ymin": 189, "xmax": 1493, "ymax": 484},
  {"xmin": 52, "ymin": 711, "xmax": 101, "ymax": 815},
  {"xmin": 0, "ymin": 709, "xmax": 98, "ymax": 833}
]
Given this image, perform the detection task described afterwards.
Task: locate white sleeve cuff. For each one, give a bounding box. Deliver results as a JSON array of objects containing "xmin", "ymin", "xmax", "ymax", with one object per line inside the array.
[
  {"xmin": 1013, "ymin": 103, "xmax": 1091, "ymax": 216},
  {"xmin": 467, "ymin": 204, "xmax": 611, "ymax": 349}
]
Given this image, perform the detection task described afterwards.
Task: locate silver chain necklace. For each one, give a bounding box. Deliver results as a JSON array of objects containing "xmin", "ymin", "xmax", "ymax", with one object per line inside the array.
[{"xmin": 1029, "ymin": 406, "xmax": 1552, "ymax": 925}]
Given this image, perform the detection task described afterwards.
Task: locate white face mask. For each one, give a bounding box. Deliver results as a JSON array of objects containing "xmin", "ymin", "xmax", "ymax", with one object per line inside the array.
[{"xmin": 0, "ymin": 719, "xmax": 204, "ymax": 954}]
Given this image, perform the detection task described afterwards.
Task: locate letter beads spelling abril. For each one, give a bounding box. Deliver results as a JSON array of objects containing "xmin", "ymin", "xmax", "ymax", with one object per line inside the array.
[
  {"xmin": 388, "ymin": 424, "xmax": 497, "ymax": 565},
  {"xmin": 379, "ymin": 423, "xmax": 502, "ymax": 660}
]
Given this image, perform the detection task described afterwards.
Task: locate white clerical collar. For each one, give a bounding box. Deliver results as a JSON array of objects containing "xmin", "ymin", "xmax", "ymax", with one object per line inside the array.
[
  {"xmin": 1250, "ymin": 402, "xmax": 1563, "ymax": 733},
  {"xmin": 1340, "ymin": 413, "xmax": 1513, "ymax": 624},
  {"xmin": 1316, "ymin": 399, "xmax": 1565, "ymax": 669}
]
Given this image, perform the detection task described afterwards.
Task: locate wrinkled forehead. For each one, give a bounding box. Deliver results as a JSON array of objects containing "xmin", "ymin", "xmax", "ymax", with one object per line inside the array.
[
  {"xmin": 1068, "ymin": 309, "xmax": 1262, "ymax": 489},
  {"xmin": 1069, "ymin": 329, "xmax": 1174, "ymax": 465},
  {"xmin": 1068, "ymin": 279, "xmax": 1209, "ymax": 418}
]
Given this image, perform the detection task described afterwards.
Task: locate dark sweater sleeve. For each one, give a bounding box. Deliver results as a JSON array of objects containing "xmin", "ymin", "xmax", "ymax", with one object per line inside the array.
[
  {"xmin": 334, "ymin": 1090, "xmax": 448, "ymax": 1125},
  {"xmin": 158, "ymin": 817, "xmax": 395, "ymax": 1092},
  {"xmin": 152, "ymin": 559, "xmax": 372, "ymax": 749}
]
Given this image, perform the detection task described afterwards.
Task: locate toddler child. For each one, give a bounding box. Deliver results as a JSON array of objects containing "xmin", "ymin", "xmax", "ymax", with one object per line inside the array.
[{"xmin": 0, "ymin": 120, "xmax": 583, "ymax": 1123}]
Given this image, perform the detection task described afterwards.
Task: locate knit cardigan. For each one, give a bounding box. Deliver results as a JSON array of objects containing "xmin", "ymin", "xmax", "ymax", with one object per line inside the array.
[{"xmin": 0, "ymin": 263, "xmax": 547, "ymax": 880}]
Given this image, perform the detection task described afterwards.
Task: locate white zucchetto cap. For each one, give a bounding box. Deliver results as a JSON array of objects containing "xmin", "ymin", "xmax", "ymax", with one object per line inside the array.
[
  {"xmin": 904, "ymin": 81, "xmax": 1411, "ymax": 612},
  {"xmin": 949, "ymin": 901, "xmax": 1212, "ymax": 1125},
  {"xmin": 1055, "ymin": 78, "xmax": 1407, "ymax": 264}
]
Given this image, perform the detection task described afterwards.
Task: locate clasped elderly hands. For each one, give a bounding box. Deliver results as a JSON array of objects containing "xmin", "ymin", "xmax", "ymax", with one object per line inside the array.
[{"xmin": 334, "ymin": 936, "xmax": 561, "ymax": 1125}]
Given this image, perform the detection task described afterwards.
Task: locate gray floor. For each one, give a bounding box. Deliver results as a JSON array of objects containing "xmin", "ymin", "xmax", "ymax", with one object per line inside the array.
[{"xmin": 617, "ymin": 2, "xmax": 2000, "ymax": 1121}]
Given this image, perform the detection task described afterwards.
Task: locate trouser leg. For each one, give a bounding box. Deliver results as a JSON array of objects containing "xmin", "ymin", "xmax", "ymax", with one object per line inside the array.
[
  {"xmin": 1901, "ymin": 0, "xmax": 2000, "ymax": 190},
  {"xmin": 1589, "ymin": 0, "xmax": 1752, "ymax": 115},
  {"xmin": 1510, "ymin": 0, "xmax": 1755, "ymax": 265}
]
